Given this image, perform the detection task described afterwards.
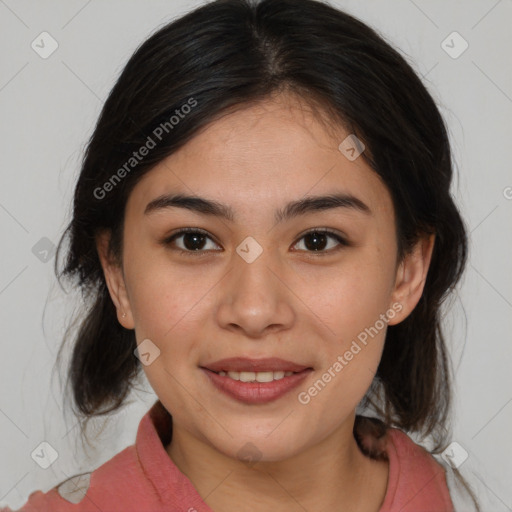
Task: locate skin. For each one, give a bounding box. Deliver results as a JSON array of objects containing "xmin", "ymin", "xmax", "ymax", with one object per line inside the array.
[{"xmin": 97, "ymin": 92, "xmax": 434, "ymax": 512}]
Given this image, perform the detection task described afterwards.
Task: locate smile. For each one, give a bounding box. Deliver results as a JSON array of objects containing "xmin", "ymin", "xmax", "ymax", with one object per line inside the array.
[
  {"xmin": 202, "ymin": 366, "xmax": 312, "ymax": 404},
  {"xmin": 216, "ymin": 370, "xmax": 295, "ymax": 382}
]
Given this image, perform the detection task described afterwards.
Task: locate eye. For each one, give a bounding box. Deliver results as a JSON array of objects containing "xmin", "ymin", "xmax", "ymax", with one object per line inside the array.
[
  {"xmin": 162, "ymin": 227, "xmax": 349, "ymax": 257},
  {"xmin": 162, "ymin": 228, "xmax": 221, "ymax": 256},
  {"xmin": 291, "ymin": 229, "xmax": 349, "ymax": 255}
]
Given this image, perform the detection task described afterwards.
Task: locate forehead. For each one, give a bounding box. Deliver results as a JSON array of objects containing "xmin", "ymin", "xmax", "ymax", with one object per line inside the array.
[{"xmin": 126, "ymin": 94, "xmax": 393, "ymax": 223}]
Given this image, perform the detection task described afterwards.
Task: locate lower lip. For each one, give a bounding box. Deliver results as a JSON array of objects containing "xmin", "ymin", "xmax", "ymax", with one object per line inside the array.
[{"xmin": 201, "ymin": 368, "xmax": 312, "ymax": 404}]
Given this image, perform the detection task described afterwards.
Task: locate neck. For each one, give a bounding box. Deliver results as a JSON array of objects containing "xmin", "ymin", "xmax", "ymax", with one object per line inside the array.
[{"xmin": 166, "ymin": 413, "xmax": 389, "ymax": 512}]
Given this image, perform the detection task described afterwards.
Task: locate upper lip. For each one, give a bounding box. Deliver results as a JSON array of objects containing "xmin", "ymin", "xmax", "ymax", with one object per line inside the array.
[{"xmin": 202, "ymin": 357, "xmax": 311, "ymax": 373}]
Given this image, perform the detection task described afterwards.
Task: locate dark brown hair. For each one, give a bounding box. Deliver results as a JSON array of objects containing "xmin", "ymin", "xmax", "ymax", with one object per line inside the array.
[{"xmin": 54, "ymin": 0, "xmax": 477, "ymax": 507}]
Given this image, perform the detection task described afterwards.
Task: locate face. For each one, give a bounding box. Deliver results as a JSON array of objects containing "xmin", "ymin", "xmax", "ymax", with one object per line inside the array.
[{"xmin": 98, "ymin": 93, "xmax": 433, "ymax": 462}]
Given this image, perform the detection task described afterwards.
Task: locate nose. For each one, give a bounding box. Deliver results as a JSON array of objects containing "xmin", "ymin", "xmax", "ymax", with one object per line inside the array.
[{"xmin": 215, "ymin": 246, "xmax": 295, "ymax": 339}]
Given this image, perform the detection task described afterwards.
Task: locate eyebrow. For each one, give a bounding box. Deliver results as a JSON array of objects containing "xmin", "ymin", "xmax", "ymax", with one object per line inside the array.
[{"xmin": 144, "ymin": 192, "xmax": 372, "ymax": 223}]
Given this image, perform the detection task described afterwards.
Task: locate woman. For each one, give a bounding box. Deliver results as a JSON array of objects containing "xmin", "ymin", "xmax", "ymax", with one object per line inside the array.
[{"xmin": 3, "ymin": 0, "xmax": 479, "ymax": 510}]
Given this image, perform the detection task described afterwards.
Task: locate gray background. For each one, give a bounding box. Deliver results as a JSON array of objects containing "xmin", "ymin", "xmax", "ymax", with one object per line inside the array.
[{"xmin": 0, "ymin": 0, "xmax": 511, "ymax": 510}]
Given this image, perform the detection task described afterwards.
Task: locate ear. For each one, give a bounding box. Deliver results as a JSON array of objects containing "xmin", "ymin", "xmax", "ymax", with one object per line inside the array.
[
  {"xmin": 95, "ymin": 230, "xmax": 135, "ymax": 329},
  {"xmin": 387, "ymin": 233, "xmax": 435, "ymax": 326}
]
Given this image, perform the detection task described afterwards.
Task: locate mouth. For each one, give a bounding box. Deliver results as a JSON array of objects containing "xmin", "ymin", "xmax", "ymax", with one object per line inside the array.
[{"xmin": 200, "ymin": 357, "xmax": 313, "ymax": 404}]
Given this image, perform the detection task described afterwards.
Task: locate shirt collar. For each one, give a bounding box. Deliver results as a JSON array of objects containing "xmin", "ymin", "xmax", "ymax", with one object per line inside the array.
[{"xmin": 135, "ymin": 399, "xmax": 211, "ymax": 509}]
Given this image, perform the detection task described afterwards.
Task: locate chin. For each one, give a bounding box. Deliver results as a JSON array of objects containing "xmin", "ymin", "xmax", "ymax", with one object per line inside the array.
[{"xmin": 206, "ymin": 425, "xmax": 308, "ymax": 464}]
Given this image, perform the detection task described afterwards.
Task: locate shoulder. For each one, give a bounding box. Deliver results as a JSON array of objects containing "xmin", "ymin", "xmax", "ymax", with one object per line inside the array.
[
  {"xmin": 2, "ymin": 444, "xmax": 161, "ymax": 512},
  {"xmin": 353, "ymin": 416, "xmax": 454, "ymax": 511},
  {"xmin": 382, "ymin": 427, "xmax": 455, "ymax": 511}
]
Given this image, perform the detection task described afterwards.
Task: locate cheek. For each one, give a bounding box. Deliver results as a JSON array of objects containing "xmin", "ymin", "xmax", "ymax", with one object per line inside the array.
[
  {"xmin": 126, "ymin": 247, "xmax": 206, "ymax": 325},
  {"xmin": 296, "ymin": 271, "xmax": 390, "ymax": 419},
  {"xmin": 299, "ymin": 254, "xmax": 395, "ymax": 338},
  {"xmin": 293, "ymin": 249, "xmax": 395, "ymax": 405},
  {"xmin": 126, "ymin": 263, "xmax": 208, "ymax": 408}
]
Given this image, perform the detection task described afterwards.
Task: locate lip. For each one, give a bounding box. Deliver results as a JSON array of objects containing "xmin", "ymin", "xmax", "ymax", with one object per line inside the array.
[
  {"xmin": 201, "ymin": 357, "xmax": 311, "ymax": 373},
  {"xmin": 200, "ymin": 358, "xmax": 313, "ymax": 404}
]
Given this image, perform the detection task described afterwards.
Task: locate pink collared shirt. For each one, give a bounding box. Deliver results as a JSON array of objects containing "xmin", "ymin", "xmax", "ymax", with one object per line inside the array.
[{"xmin": 3, "ymin": 400, "xmax": 454, "ymax": 511}]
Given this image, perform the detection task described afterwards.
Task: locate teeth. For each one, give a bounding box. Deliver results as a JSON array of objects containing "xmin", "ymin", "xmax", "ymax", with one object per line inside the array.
[
  {"xmin": 217, "ymin": 370, "xmax": 295, "ymax": 382},
  {"xmin": 240, "ymin": 371, "xmax": 256, "ymax": 382}
]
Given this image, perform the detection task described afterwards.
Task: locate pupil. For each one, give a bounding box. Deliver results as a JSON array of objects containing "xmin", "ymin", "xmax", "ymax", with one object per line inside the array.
[
  {"xmin": 184, "ymin": 233, "xmax": 206, "ymax": 250},
  {"xmin": 305, "ymin": 232, "xmax": 327, "ymax": 251}
]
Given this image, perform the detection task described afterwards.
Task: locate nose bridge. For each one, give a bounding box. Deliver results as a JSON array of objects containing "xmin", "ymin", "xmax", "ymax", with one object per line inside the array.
[{"xmin": 232, "ymin": 236, "xmax": 280, "ymax": 307}]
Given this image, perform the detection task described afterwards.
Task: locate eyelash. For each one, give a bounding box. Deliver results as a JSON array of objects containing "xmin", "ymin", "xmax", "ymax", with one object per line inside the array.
[{"xmin": 161, "ymin": 227, "xmax": 349, "ymax": 258}]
